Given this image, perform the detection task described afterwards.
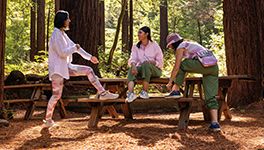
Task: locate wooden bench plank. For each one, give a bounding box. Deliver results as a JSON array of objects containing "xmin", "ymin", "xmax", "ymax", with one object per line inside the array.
[{"xmin": 4, "ymin": 83, "xmax": 51, "ymax": 89}]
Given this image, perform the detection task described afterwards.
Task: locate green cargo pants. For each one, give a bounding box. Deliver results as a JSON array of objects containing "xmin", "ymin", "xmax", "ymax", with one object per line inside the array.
[
  {"xmin": 128, "ymin": 63, "xmax": 162, "ymax": 82},
  {"xmin": 175, "ymin": 59, "xmax": 219, "ymax": 109}
]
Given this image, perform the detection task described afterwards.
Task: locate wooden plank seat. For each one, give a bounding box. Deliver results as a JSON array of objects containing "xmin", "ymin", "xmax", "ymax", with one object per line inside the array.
[{"xmin": 3, "ymin": 75, "xmax": 254, "ymax": 130}]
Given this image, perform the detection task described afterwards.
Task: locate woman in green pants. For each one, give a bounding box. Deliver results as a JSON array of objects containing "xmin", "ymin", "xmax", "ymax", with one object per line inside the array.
[
  {"xmin": 126, "ymin": 26, "xmax": 164, "ymax": 103},
  {"xmin": 165, "ymin": 33, "xmax": 220, "ymax": 132}
]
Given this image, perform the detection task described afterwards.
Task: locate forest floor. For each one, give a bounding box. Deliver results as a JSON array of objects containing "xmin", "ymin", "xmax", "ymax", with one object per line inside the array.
[{"xmin": 0, "ymin": 101, "xmax": 264, "ymax": 150}]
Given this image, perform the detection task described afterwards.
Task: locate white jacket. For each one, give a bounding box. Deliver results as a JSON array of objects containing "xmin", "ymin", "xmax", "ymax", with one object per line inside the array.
[{"xmin": 48, "ymin": 28, "xmax": 92, "ymax": 80}]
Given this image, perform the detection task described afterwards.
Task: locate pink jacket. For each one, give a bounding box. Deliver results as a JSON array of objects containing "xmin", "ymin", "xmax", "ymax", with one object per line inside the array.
[{"xmin": 128, "ymin": 41, "xmax": 164, "ymax": 69}]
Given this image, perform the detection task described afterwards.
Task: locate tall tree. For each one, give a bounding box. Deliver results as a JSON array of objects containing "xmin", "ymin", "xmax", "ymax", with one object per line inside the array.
[
  {"xmin": 98, "ymin": 0, "xmax": 105, "ymax": 51},
  {"xmin": 30, "ymin": 0, "xmax": 36, "ymax": 61},
  {"xmin": 122, "ymin": 1, "xmax": 129, "ymax": 52},
  {"xmin": 128, "ymin": 0, "xmax": 133, "ymax": 51},
  {"xmin": 107, "ymin": 0, "xmax": 128, "ymax": 66},
  {"xmin": 160, "ymin": 0, "xmax": 168, "ymax": 50},
  {"xmin": 55, "ymin": 0, "xmax": 60, "ymax": 12},
  {"xmin": 37, "ymin": 0, "xmax": 45, "ymax": 53},
  {"xmin": 223, "ymin": 0, "xmax": 264, "ymax": 106},
  {"xmin": 60, "ymin": 0, "xmax": 104, "ymax": 76},
  {"xmin": 0, "ymin": 0, "xmax": 7, "ymax": 115}
]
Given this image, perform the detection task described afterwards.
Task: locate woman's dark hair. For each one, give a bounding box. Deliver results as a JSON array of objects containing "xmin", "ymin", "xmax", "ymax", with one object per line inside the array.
[
  {"xmin": 171, "ymin": 39, "xmax": 184, "ymax": 50},
  {"xmin": 54, "ymin": 10, "xmax": 69, "ymax": 29},
  {"xmin": 136, "ymin": 26, "xmax": 152, "ymax": 48}
]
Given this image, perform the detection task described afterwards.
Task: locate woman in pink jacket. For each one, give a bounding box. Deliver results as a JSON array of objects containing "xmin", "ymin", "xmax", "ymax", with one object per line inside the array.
[
  {"xmin": 43, "ymin": 10, "xmax": 119, "ymax": 128},
  {"xmin": 126, "ymin": 26, "xmax": 164, "ymax": 102}
]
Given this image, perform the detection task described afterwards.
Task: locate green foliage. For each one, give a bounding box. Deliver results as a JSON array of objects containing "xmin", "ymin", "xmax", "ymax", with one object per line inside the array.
[{"xmin": 5, "ymin": 0, "xmax": 226, "ymax": 78}]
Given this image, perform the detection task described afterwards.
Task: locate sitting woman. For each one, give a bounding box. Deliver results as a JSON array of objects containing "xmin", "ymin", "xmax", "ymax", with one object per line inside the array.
[
  {"xmin": 165, "ymin": 33, "xmax": 221, "ymax": 132},
  {"xmin": 126, "ymin": 26, "xmax": 164, "ymax": 103},
  {"xmin": 44, "ymin": 10, "xmax": 119, "ymax": 128}
]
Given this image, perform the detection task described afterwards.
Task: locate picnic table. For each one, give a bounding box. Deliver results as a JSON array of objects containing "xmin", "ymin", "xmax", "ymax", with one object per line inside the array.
[{"xmin": 3, "ymin": 75, "xmax": 255, "ymax": 130}]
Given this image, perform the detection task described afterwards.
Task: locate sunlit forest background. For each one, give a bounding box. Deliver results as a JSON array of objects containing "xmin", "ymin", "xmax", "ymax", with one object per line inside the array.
[{"xmin": 5, "ymin": 0, "xmax": 226, "ymax": 77}]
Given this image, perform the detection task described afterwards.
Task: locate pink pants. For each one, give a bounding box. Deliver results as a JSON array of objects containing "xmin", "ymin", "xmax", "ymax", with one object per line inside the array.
[{"xmin": 45, "ymin": 65, "xmax": 105, "ymax": 121}]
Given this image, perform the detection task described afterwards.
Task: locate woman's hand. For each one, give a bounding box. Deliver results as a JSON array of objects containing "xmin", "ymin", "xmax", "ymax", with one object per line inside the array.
[
  {"xmin": 166, "ymin": 82, "xmax": 173, "ymax": 91},
  {"xmin": 131, "ymin": 65, "xmax": 138, "ymax": 76},
  {"xmin": 90, "ymin": 56, "xmax": 99, "ymax": 64}
]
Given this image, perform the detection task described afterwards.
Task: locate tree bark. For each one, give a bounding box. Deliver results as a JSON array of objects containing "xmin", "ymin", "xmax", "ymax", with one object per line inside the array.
[
  {"xmin": 128, "ymin": 0, "xmax": 133, "ymax": 51},
  {"xmin": 223, "ymin": 0, "xmax": 264, "ymax": 106},
  {"xmin": 37, "ymin": 0, "xmax": 45, "ymax": 53},
  {"xmin": 46, "ymin": 6, "xmax": 51, "ymax": 52},
  {"xmin": 60, "ymin": 0, "xmax": 103, "ymax": 76},
  {"xmin": 122, "ymin": 1, "xmax": 129, "ymax": 51},
  {"xmin": 159, "ymin": 0, "xmax": 168, "ymax": 50},
  {"xmin": 0, "ymin": 0, "xmax": 7, "ymax": 113},
  {"xmin": 107, "ymin": 0, "xmax": 128, "ymax": 66},
  {"xmin": 30, "ymin": 0, "xmax": 36, "ymax": 61},
  {"xmin": 197, "ymin": 19, "xmax": 203, "ymax": 45},
  {"xmin": 55, "ymin": 0, "xmax": 60, "ymax": 12},
  {"xmin": 256, "ymin": 1, "xmax": 264, "ymax": 95},
  {"xmin": 98, "ymin": 0, "xmax": 105, "ymax": 51}
]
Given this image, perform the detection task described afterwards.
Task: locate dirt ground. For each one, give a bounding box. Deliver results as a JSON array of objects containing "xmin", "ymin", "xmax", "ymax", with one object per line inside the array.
[{"xmin": 0, "ymin": 105, "xmax": 264, "ymax": 150}]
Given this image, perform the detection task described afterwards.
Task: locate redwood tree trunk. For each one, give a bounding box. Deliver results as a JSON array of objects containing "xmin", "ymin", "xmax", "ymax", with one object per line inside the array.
[
  {"xmin": 30, "ymin": 0, "xmax": 36, "ymax": 61},
  {"xmin": 98, "ymin": 0, "xmax": 105, "ymax": 51},
  {"xmin": 223, "ymin": 0, "xmax": 264, "ymax": 106},
  {"xmin": 128, "ymin": 0, "xmax": 133, "ymax": 51},
  {"xmin": 122, "ymin": 1, "xmax": 129, "ymax": 51},
  {"xmin": 37, "ymin": 0, "xmax": 45, "ymax": 53},
  {"xmin": 160, "ymin": 0, "xmax": 168, "ymax": 50},
  {"xmin": 0, "ymin": 0, "xmax": 7, "ymax": 111},
  {"xmin": 55, "ymin": 0, "xmax": 60, "ymax": 12},
  {"xmin": 60, "ymin": 0, "xmax": 103, "ymax": 76}
]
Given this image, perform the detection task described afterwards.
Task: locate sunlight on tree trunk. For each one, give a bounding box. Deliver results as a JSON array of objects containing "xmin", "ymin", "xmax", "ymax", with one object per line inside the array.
[
  {"xmin": 37, "ymin": 0, "xmax": 45, "ymax": 53},
  {"xmin": 30, "ymin": 0, "xmax": 37, "ymax": 61},
  {"xmin": 0, "ymin": 0, "xmax": 7, "ymax": 117},
  {"xmin": 223, "ymin": 0, "xmax": 264, "ymax": 106},
  {"xmin": 160, "ymin": 0, "xmax": 168, "ymax": 50},
  {"xmin": 107, "ymin": 0, "xmax": 128, "ymax": 66}
]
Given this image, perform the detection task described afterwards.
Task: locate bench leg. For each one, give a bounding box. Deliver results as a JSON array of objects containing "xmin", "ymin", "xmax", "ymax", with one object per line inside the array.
[
  {"xmin": 106, "ymin": 105, "xmax": 119, "ymax": 119},
  {"xmin": 178, "ymin": 102, "xmax": 193, "ymax": 130},
  {"xmin": 24, "ymin": 102, "xmax": 36, "ymax": 120},
  {"xmin": 218, "ymin": 88, "xmax": 232, "ymax": 120},
  {"xmin": 88, "ymin": 104, "xmax": 103, "ymax": 128},
  {"xmin": 58, "ymin": 99, "xmax": 67, "ymax": 119},
  {"xmin": 121, "ymin": 103, "xmax": 133, "ymax": 120}
]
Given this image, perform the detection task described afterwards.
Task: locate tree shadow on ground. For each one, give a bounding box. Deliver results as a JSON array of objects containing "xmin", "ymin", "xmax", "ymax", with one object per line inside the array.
[
  {"xmin": 89, "ymin": 118, "xmax": 240, "ymax": 149},
  {"xmin": 15, "ymin": 127, "xmax": 92, "ymax": 150}
]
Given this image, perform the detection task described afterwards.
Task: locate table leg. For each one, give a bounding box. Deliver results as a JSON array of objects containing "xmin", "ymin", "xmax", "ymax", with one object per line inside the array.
[
  {"xmin": 58, "ymin": 99, "xmax": 67, "ymax": 119},
  {"xmin": 24, "ymin": 101, "xmax": 36, "ymax": 120},
  {"xmin": 121, "ymin": 103, "xmax": 133, "ymax": 120},
  {"xmin": 88, "ymin": 103, "xmax": 103, "ymax": 128},
  {"xmin": 218, "ymin": 88, "xmax": 232, "ymax": 120},
  {"xmin": 178, "ymin": 83, "xmax": 194, "ymax": 130},
  {"xmin": 24, "ymin": 87, "xmax": 42, "ymax": 120},
  {"xmin": 106, "ymin": 105, "xmax": 119, "ymax": 118}
]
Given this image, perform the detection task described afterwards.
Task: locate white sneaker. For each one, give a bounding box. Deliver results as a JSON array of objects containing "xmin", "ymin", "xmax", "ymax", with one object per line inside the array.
[
  {"xmin": 99, "ymin": 91, "xmax": 119, "ymax": 100},
  {"xmin": 125, "ymin": 92, "xmax": 137, "ymax": 103},
  {"xmin": 139, "ymin": 90, "xmax": 149, "ymax": 99},
  {"xmin": 43, "ymin": 119, "xmax": 55, "ymax": 128}
]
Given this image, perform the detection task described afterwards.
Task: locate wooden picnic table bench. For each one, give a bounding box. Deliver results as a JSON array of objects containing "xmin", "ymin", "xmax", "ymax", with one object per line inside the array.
[
  {"xmin": 3, "ymin": 75, "xmax": 255, "ymax": 130},
  {"xmin": 184, "ymin": 75, "xmax": 256, "ymax": 123}
]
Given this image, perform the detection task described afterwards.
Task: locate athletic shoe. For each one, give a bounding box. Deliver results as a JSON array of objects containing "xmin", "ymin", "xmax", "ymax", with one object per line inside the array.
[
  {"xmin": 43, "ymin": 119, "xmax": 55, "ymax": 128},
  {"xmin": 139, "ymin": 90, "xmax": 149, "ymax": 99},
  {"xmin": 209, "ymin": 122, "xmax": 221, "ymax": 132},
  {"xmin": 165, "ymin": 90, "xmax": 182, "ymax": 98},
  {"xmin": 125, "ymin": 92, "xmax": 137, "ymax": 103},
  {"xmin": 99, "ymin": 91, "xmax": 119, "ymax": 100}
]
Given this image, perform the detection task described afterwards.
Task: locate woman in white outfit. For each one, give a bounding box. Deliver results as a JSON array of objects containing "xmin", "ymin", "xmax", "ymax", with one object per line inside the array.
[{"xmin": 43, "ymin": 10, "xmax": 119, "ymax": 128}]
